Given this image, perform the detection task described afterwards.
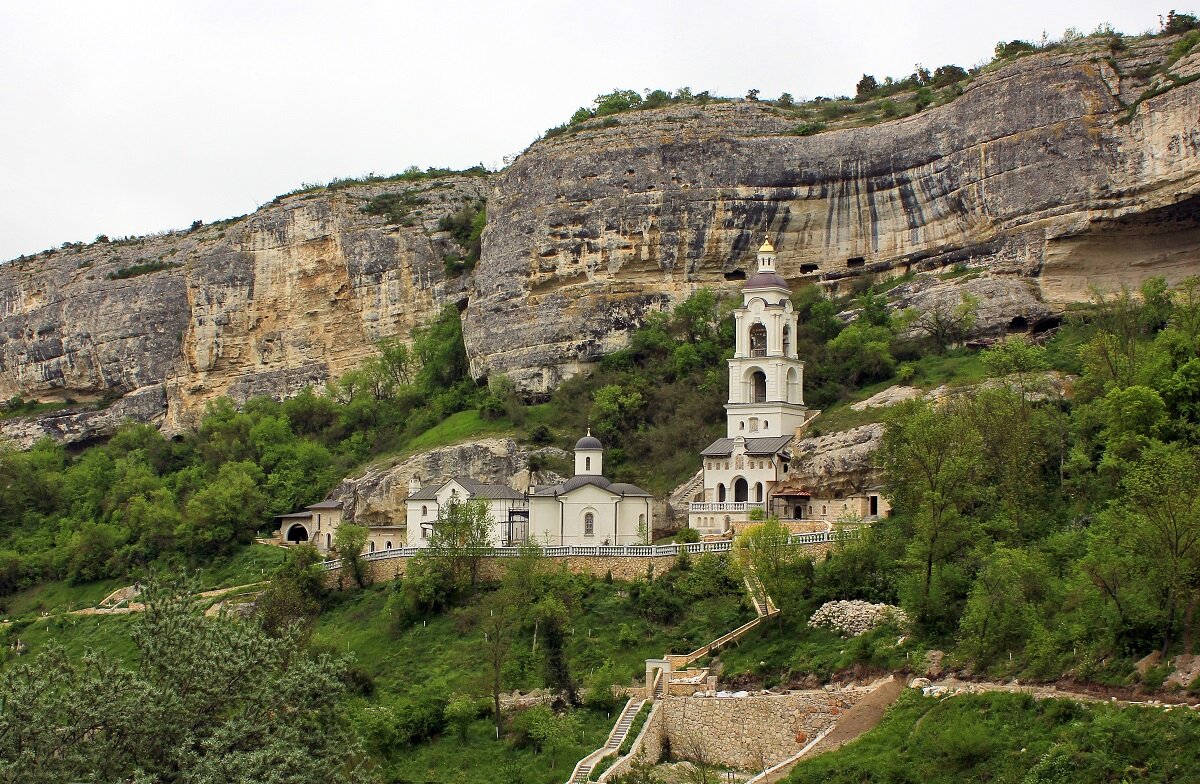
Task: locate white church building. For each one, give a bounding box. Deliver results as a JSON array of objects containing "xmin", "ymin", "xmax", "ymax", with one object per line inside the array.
[{"xmin": 687, "ymin": 238, "xmax": 886, "ymax": 535}]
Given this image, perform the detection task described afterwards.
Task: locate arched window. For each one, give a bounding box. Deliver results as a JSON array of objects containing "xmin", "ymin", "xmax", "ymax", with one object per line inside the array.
[
  {"xmin": 369, "ymin": 541, "xmax": 375, "ymax": 553},
  {"xmin": 754, "ymin": 482, "xmax": 763, "ymax": 502},
  {"xmin": 749, "ymin": 323, "xmax": 767, "ymax": 356},
  {"xmin": 783, "ymin": 324, "xmax": 791, "ymax": 357},
  {"xmin": 786, "ymin": 367, "xmax": 800, "ymax": 404},
  {"xmin": 385, "ymin": 541, "xmax": 393, "ymax": 550},
  {"xmin": 585, "ymin": 456, "xmax": 591, "ymax": 471},
  {"xmin": 734, "ymin": 478, "xmax": 748, "ymax": 502},
  {"xmin": 718, "ymin": 483, "xmax": 726, "ymax": 502},
  {"xmin": 325, "ymin": 533, "xmax": 331, "ymax": 550},
  {"xmin": 751, "ymin": 370, "xmax": 767, "ymax": 403},
  {"xmin": 422, "ymin": 505, "xmax": 428, "ymax": 516},
  {"xmin": 584, "ymin": 512, "xmax": 595, "ymax": 536}
]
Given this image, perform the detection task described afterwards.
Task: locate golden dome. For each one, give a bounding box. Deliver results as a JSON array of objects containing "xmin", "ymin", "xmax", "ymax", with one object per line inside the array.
[{"xmin": 759, "ymin": 237, "xmax": 776, "ymax": 253}]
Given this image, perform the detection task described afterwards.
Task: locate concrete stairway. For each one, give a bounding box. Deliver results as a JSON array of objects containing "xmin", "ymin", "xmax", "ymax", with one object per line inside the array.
[{"xmin": 567, "ymin": 698, "xmax": 646, "ymax": 783}]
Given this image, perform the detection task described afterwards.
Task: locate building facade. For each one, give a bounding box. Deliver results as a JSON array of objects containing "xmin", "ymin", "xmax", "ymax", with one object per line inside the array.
[{"xmin": 528, "ymin": 431, "xmax": 654, "ymax": 545}]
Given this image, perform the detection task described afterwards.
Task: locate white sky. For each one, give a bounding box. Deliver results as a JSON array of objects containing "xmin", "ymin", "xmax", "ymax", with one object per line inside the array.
[{"xmin": 0, "ymin": 1, "xmax": 1167, "ymax": 261}]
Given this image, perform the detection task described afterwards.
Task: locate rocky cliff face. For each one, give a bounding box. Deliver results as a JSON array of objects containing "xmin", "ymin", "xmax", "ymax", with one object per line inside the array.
[
  {"xmin": 0, "ymin": 176, "xmax": 486, "ymax": 444},
  {"xmin": 330, "ymin": 438, "xmax": 568, "ymax": 525},
  {"xmin": 2, "ymin": 36, "xmax": 1198, "ymax": 443},
  {"xmin": 467, "ymin": 37, "xmax": 1200, "ymax": 390}
]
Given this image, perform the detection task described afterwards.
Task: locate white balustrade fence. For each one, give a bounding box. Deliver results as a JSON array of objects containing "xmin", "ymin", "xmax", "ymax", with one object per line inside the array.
[{"xmin": 320, "ymin": 528, "xmax": 859, "ymax": 571}]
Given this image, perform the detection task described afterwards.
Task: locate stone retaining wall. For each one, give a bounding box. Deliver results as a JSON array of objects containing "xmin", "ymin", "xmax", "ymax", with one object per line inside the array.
[
  {"xmin": 328, "ymin": 553, "xmax": 683, "ymax": 587},
  {"xmin": 659, "ymin": 688, "xmax": 866, "ymax": 770}
]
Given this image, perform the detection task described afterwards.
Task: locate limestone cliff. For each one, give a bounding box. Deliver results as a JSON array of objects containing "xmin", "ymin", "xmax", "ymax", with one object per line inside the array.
[
  {"xmin": 466, "ymin": 36, "xmax": 1200, "ymax": 390},
  {"xmin": 2, "ymin": 35, "xmax": 1199, "ymax": 443},
  {"xmin": 0, "ymin": 176, "xmax": 486, "ymax": 444}
]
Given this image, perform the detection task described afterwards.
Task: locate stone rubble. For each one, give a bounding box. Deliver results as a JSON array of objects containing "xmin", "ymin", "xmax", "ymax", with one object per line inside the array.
[{"xmin": 808, "ymin": 600, "xmax": 910, "ymax": 637}]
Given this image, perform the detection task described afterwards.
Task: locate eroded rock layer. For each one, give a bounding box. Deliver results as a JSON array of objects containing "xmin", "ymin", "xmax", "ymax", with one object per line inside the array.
[{"xmin": 467, "ymin": 38, "xmax": 1200, "ymax": 389}]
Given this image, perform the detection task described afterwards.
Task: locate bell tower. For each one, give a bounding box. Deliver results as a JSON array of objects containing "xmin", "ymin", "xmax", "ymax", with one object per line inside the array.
[{"xmin": 726, "ymin": 237, "xmax": 808, "ymax": 438}]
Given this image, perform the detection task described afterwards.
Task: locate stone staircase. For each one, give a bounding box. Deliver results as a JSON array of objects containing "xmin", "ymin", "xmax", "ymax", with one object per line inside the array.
[{"xmin": 567, "ymin": 697, "xmax": 647, "ymax": 783}]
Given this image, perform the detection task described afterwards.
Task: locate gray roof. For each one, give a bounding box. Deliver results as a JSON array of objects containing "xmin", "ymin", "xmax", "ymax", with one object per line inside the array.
[
  {"xmin": 700, "ymin": 435, "xmax": 794, "ymax": 457},
  {"xmin": 533, "ymin": 475, "xmax": 651, "ymax": 498},
  {"xmin": 276, "ymin": 511, "xmax": 313, "ymax": 519},
  {"xmin": 306, "ymin": 500, "xmax": 343, "ymax": 510},
  {"xmin": 575, "ymin": 433, "xmax": 603, "ymax": 450},
  {"xmin": 744, "ymin": 271, "xmax": 790, "ymax": 290},
  {"xmin": 406, "ymin": 476, "xmax": 524, "ymax": 502}
]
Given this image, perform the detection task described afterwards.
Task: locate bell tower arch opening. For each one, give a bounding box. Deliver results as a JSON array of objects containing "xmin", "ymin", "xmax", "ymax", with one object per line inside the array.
[
  {"xmin": 750, "ymin": 370, "xmax": 767, "ymax": 403},
  {"xmin": 749, "ymin": 322, "xmax": 767, "ymax": 357}
]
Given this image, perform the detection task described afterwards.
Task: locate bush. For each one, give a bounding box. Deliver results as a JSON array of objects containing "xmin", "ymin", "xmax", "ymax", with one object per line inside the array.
[
  {"xmin": 788, "ymin": 121, "xmax": 826, "ymax": 136},
  {"xmin": 994, "ymin": 40, "xmax": 1036, "ymax": 59},
  {"xmin": 107, "ymin": 261, "xmax": 183, "ymax": 279}
]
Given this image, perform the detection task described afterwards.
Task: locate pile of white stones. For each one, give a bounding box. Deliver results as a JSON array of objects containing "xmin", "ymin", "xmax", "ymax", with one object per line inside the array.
[{"xmin": 808, "ymin": 600, "xmax": 910, "ymax": 637}]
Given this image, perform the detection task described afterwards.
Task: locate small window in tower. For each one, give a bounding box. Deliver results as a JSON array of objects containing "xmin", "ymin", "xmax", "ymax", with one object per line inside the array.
[
  {"xmin": 422, "ymin": 505, "xmax": 428, "ymax": 517},
  {"xmin": 585, "ymin": 456, "xmax": 591, "ymax": 471},
  {"xmin": 739, "ymin": 421, "xmax": 745, "ymax": 430},
  {"xmin": 763, "ymin": 420, "xmax": 769, "ymax": 430}
]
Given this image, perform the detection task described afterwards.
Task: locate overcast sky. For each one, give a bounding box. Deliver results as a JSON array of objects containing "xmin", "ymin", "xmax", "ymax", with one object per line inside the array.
[{"xmin": 0, "ymin": 1, "xmax": 1166, "ymax": 261}]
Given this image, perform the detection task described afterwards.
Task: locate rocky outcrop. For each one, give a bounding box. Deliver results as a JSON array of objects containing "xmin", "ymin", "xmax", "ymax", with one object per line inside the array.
[
  {"xmin": 467, "ymin": 36, "xmax": 1200, "ymax": 390},
  {"xmin": 329, "ymin": 438, "xmax": 567, "ymax": 524},
  {"xmin": 786, "ymin": 424, "xmax": 884, "ymax": 496},
  {"xmin": 0, "ymin": 176, "xmax": 487, "ymax": 439}
]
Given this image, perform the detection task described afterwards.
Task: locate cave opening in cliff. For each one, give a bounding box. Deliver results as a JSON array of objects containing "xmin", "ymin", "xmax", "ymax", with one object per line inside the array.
[
  {"xmin": 1008, "ymin": 316, "xmax": 1029, "ymax": 333},
  {"xmin": 724, "ymin": 270, "xmax": 747, "ymax": 281},
  {"xmin": 847, "ymin": 257, "xmax": 865, "ymax": 268},
  {"xmin": 800, "ymin": 263, "xmax": 819, "ymax": 274}
]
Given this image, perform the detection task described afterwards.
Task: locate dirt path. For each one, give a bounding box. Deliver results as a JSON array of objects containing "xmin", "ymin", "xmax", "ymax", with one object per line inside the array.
[
  {"xmin": 808, "ymin": 676, "xmax": 906, "ymax": 756},
  {"xmin": 68, "ymin": 581, "xmax": 269, "ymax": 617}
]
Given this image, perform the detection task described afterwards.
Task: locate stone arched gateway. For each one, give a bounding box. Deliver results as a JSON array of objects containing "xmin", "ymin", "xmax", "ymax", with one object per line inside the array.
[{"xmin": 285, "ymin": 523, "xmax": 310, "ymax": 543}]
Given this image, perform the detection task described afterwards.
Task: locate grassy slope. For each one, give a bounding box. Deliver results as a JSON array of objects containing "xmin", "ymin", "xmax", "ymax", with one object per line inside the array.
[
  {"xmin": 787, "ymin": 690, "xmax": 1200, "ymax": 783},
  {"xmin": 310, "ymin": 577, "xmax": 753, "ymax": 694}
]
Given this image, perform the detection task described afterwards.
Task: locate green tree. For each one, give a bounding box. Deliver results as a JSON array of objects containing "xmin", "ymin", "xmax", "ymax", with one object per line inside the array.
[
  {"xmin": 532, "ymin": 595, "xmax": 577, "ymax": 704},
  {"xmin": 0, "ymin": 575, "xmax": 366, "ymax": 784},
  {"xmin": 334, "ymin": 522, "xmax": 371, "ymax": 589},
  {"xmin": 880, "ymin": 399, "xmax": 982, "ymax": 630},
  {"xmin": 427, "ymin": 495, "xmax": 494, "ymax": 590},
  {"xmin": 179, "ymin": 461, "xmax": 268, "ymax": 556},
  {"xmin": 445, "ymin": 695, "xmax": 477, "ymax": 742},
  {"xmin": 1119, "ymin": 442, "xmax": 1200, "ymax": 654}
]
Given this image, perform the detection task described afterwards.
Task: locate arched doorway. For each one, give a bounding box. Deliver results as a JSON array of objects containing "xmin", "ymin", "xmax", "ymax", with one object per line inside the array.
[
  {"xmin": 754, "ymin": 482, "xmax": 763, "ymax": 502},
  {"xmin": 325, "ymin": 533, "xmax": 331, "ymax": 550},
  {"xmin": 749, "ymin": 323, "xmax": 767, "ymax": 356},
  {"xmin": 733, "ymin": 477, "xmax": 748, "ymax": 502},
  {"xmin": 751, "ymin": 370, "xmax": 767, "ymax": 403},
  {"xmin": 717, "ymin": 483, "xmax": 726, "ymax": 502},
  {"xmin": 285, "ymin": 524, "xmax": 309, "ymax": 543}
]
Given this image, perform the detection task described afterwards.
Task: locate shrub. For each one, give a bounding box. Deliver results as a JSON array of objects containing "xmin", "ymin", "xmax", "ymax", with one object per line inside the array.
[
  {"xmin": 994, "ymin": 40, "xmax": 1036, "ymax": 59},
  {"xmin": 788, "ymin": 121, "xmax": 826, "ymax": 136},
  {"xmin": 107, "ymin": 261, "xmax": 183, "ymax": 279}
]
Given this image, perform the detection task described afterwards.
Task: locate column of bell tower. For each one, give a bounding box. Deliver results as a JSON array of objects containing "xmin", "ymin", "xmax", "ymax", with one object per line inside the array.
[{"xmin": 725, "ymin": 237, "xmax": 809, "ymax": 439}]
